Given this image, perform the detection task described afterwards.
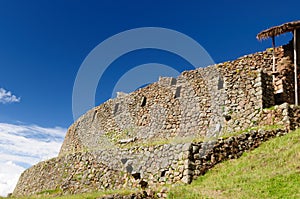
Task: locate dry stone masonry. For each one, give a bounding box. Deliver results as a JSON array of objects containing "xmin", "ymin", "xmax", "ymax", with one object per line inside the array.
[
  {"xmin": 58, "ymin": 49, "xmax": 276, "ymax": 156},
  {"xmin": 13, "ymin": 39, "xmax": 300, "ymax": 197},
  {"xmin": 13, "ymin": 128, "xmax": 291, "ymax": 197}
]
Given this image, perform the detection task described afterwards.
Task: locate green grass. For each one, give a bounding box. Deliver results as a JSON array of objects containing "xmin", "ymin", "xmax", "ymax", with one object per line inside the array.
[
  {"xmin": 220, "ymin": 124, "xmax": 284, "ymax": 140},
  {"xmin": 263, "ymin": 105, "xmax": 276, "ymax": 111},
  {"xmin": 167, "ymin": 128, "xmax": 300, "ymax": 199},
  {"xmin": 104, "ymin": 124, "xmax": 284, "ymax": 149},
  {"xmin": 37, "ymin": 188, "xmax": 62, "ymax": 196}
]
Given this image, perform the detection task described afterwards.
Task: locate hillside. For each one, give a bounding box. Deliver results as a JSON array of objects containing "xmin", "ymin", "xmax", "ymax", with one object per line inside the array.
[
  {"xmin": 168, "ymin": 128, "xmax": 300, "ymax": 199},
  {"xmin": 3, "ymin": 127, "xmax": 299, "ymax": 199}
]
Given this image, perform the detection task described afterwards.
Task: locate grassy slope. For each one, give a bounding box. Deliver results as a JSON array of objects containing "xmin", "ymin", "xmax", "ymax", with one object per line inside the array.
[{"xmin": 168, "ymin": 129, "xmax": 300, "ymax": 199}]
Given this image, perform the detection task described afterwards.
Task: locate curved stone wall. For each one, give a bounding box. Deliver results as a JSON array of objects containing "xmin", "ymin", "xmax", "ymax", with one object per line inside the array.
[
  {"xmin": 14, "ymin": 46, "xmax": 300, "ymax": 197},
  {"xmin": 13, "ymin": 128, "xmax": 288, "ymax": 197},
  {"xmin": 59, "ymin": 49, "xmax": 278, "ymax": 156}
]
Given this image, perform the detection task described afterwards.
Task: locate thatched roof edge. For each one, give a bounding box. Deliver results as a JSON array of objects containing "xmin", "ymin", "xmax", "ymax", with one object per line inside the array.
[{"xmin": 257, "ymin": 20, "xmax": 300, "ymax": 40}]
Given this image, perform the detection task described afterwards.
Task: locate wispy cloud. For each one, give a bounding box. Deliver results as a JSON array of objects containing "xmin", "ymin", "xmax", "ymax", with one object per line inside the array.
[
  {"xmin": 0, "ymin": 123, "xmax": 66, "ymax": 196},
  {"xmin": 0, "ymin": 88, "xmax": 21, "ymax": 104}
]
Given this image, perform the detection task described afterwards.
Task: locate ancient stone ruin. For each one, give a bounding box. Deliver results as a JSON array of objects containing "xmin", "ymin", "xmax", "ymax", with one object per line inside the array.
[{"xmin": 12, "ymin": 21, "xmax": 300, "ymax": 197}]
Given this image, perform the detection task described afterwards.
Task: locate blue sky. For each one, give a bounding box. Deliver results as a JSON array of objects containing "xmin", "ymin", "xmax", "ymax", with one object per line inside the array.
[
  {"xmin": 0, "ymin": 0, "xmax": 299, "ymax": 196},
  {"xmin": 0, "ymin": 0, "xmax": 298, "ymax": 127}
]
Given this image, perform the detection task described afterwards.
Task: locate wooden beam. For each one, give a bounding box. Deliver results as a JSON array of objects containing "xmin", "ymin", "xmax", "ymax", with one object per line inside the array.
[
  {"xmin": 272, "ymin": 36, "xmax": 276, "ymax": 84},
  {"xmin": 294, "ymin": 29, "xmax": 298, "ymax": 106}
]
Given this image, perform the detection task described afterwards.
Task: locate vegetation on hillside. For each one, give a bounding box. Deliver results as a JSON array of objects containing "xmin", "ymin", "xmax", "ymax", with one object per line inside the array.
[{"xmin": 167, "ymin": 128, "xmax": 300, "ymax": 199}]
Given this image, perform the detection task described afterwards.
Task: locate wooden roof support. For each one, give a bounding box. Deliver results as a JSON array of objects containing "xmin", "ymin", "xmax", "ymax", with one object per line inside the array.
[
  {"xmin": 257, "ymin": 20, "xmax": 300, "ymax": 106},
  {"xmin": 272, "ymin": 36, "xmax": 276, "ymax": 84},
  {"xmin": 294, "ymin": 29, "xmax": 298, "ymax": 106}
]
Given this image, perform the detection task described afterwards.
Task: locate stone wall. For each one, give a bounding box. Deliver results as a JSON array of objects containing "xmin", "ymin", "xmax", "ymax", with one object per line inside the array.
[
  {"xmin": 259, "ymin": 102, "xmax": 300, "ymax": 131},
  {"xmin": 13, "ymin": 128, "xmax": 289, "ymax": 197},
  {"xmin": 59, "ymin": 49, "xmax": 278, "ymax": 156},
  {"xmin": 267, "ymin": 42, "xmax": 300, "ymax": 105},
  {"xmin": 189, "ymin": 128, "xmax": 288, "ymax": 181},
  {"xmin": 216, "ymin": 50, "xmax": 276, "ymax": 133},
  {"xmin": 13, "ymin": 142, "xmax": 192, "ymax": 197},
  {"xmin": 59, "ymin": 65, "xmax": 227, "ymax": 156},
  {"xmin": 13, "ymin": 45, "xmax": 300, "ymax": 197}
]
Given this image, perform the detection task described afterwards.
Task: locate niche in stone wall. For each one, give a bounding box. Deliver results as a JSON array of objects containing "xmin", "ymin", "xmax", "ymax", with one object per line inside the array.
[
  {"xmin": 113, "ymin": 103, "xmax": 119, "ymax": 115},
  {"xmin": 275, "ymin": 92, "xmax": 284, "ymax": 105},
  {"xmin": 126, "ymin": 164, "xmax": 133, "ymax": 173},
  {"xmin": 174, "ymin": 86, "xmax": 182, "ymax": 98},
  {"xmin": 92, "ymin": 110, "xmax": 97, "ymax": 122},
  {"xmin": 218, "ymin": 77, "xmax": 224, "ymax": 90},
  {"xmin": 139, "ymin": 180, "xmax": 148, "ymax": 189},
  {"xmin": 140, "ymin": 96, "xmax": 147, "ymax": 107},
  {"xmin": 160, "ymin": 170, "xmax": 167, "ymax": 177},
  {"xmin": 170, "ymin": 77, "xmax": 177, "ymax": 85},
  {"xmin": 132, "ymin": 172, "xmax": 141, "ymax": 180}
]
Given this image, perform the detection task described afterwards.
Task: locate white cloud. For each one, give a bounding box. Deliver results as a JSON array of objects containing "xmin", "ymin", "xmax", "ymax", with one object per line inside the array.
[
  {"xmin": 0, "ymin": 88, "xmax": 21, "ymax": 104},
  {"xmin": 0, "ymin": 161, "xmax": 24, "ymax": 197},
  {"xmin": 0, "ymin": 123, "xmax": 67, "ymax": 197}
]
